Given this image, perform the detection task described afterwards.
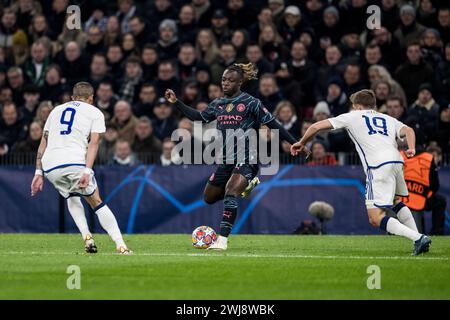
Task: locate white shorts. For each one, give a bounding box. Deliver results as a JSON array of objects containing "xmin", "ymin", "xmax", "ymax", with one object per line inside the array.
[
  {"xmin": 365, "ymin": 163, "xmax": 408, "ymax": 209},
  {"xmin": 45, "ymin": 166, "xmax": 97, "ymax": 199}
]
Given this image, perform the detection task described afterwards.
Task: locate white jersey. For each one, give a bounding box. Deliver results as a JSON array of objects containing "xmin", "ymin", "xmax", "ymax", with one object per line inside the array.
[
  {"xmin": 328, "ymin": 110, "xmax": 406, "ymax": 173},
  {"xmin": 41, "ymin": 101, "xmax": 105, "ymax": 172}
]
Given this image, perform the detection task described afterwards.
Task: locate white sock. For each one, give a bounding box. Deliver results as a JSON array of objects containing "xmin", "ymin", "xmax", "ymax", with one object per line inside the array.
[
  {"xmin": 67, "ymin": 197, "xmax": 91, "ymax": 240},
  {"xmin": 396, "ymin": 205, "xmax": 418, "ymax": 232},
  {"xmin": 95, "ymin": 204, "xmax": 126, "ymax": 248},
  {"xmin": 385, "ymin": 217, "xmax": 421, "ymax": 242}
]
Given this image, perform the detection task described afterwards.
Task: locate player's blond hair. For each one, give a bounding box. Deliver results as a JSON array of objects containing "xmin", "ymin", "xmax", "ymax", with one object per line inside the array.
[
  {"xmin": 349, "ymin": 89, "xmax": 376, "ymax": 109},
  {"xmin": 227, "ymin": 62, "xmax": 258, "ymax": 83},
  {"xmin": 72, "ymin": 82, "xmax": 94, "ymax": 100}
]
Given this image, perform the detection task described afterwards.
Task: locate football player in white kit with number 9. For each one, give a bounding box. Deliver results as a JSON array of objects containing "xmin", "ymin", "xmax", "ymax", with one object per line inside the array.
[
  {"xmin": 30, "ymin": 82, "xmax": 131, "ymax": 254},
  {"xmin": 291, "ymin": 89, "xmax": 431, "ymax": 256}
]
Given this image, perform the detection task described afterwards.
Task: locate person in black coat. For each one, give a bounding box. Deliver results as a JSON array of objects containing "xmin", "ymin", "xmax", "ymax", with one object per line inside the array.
[
  {"xmin": 151, "ymin": 98, "xmax": 179, "ymax": 141},
  {"xmin": 54, "ymin": 41, "xmax": 90, "ymax": 87}
]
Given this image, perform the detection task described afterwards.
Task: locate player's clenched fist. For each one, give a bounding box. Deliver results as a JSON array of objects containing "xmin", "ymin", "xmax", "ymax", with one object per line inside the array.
[
  {"xmin": 165, "ymin": 89, "xmax": 177, "ymax": 103},
  {"xmin": 290, "ymin": 141, "xmax": 311, "ymax": 159}
]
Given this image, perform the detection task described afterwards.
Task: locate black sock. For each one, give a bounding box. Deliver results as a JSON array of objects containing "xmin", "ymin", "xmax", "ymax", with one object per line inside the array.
[{"xmin": 220, "ymin": 195, "xmax": 238, "ymax": 237}]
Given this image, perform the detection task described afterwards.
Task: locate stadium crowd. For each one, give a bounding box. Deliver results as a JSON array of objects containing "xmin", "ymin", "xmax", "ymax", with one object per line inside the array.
[{"xmin": 0, "ymin": 0, "xmax": 449, "ymax": 166}]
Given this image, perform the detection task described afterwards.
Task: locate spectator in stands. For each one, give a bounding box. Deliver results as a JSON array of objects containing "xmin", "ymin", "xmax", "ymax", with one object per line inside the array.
[
  {"xmin": 436, "ymin": 104, "xmax": 450, "ymax": 153},
  {"xmin": 386, "ymin": 95, "xmax": 408, "ymax": 122},
  {"xmin": 325, "ymin": 78, "xmax": 348, "ymax": 117},
  {"xmin": 273, "ymin": 100, "xmax": 299, "ymax": 139},
  {"xmin": 306, "ymin": 140, "xmax": 337, "ymax": 166},
  {"xmin": 372, "ymin": 80, "xmax": 392, "ymax": 112},
  {"xmin": 118, "ymin": 56, "xmax": 143, "ymax": 103},
  {"xmin": 420, "ymin": 28, "xmax": 443, "ymax": 69},
  {"xmin": 55, "ymin": 13, "xmax": 87, "ymax": 51},
  {"xmin": 361, "ymin": 44, "xmax": 386, "ymax": 78},
  {"xmin": 98, "ymin": 123, "xmax": 119, "ymax": 163},
  {"xmin": 20, "ymin": 84, "xmax": 40, "ymax": 125},
  {"xmin": 28, "ymin": 14, "xmax": 53, "ymax": 43},
  {"xmin": 147, "ymin": 0, "xmax": 178, "ymax": 38},
  {"xmin": 33, "ymin": 100, "xmax": 52, "ymax": 127},
  {"xmin": 133, "ymin": 83, "xmax": 157, "ymax": 119},
  {"xmin": 210, "ymin": 42, "xmax": 236, "ymax": 84},
  {"xmin": 0, "ymin": 8, "xmax": 19, "ymax": 51},
  {"xmin": 7, "ymin": 66, "xmax": 26, "ymax": 106},
  {"xmin": 367, "ymin": 64, "xmax": 407, "ymax": 107},
  {"xmin": 268, "ymin": 0, "xmax": 285, "ymax": 26},
  {"xmin": 231, "ymin": 29, "xmax": 249, "ymax": 61},
  {"xmin": 407, "ymin": 83, "xmax": 440, "ymax": 146},
  {"xmin": 181, "ymin": 79, "xmax": 200, "ymax": 106},
  {"xmin": 195, "ymin": 63, "xmax": 211, "ymax": 98},
  {"xmin": 88, "ymin": 53, "xmax": 111, "ymax": 91},
  {"xmin": 437, "ymin": 7, "xmax": 450, "ymax": 45},
  {"xmin": 370, "ymin": 26, "xmax": 403, "ymax": 69},
  {"xmin": 246, "ymin": 42, "xmax": 273, "ymax": 77},
  {"xmin": 435, "ymin": 42, "xmax": 450, "ymax": 105},
  {"xmin": 56, "ymin": 41, "xmax": 89, "ymax": 87},
  {"xmin": 380, "ymin": 0, "xmax": 400, "ymax": 39},
  {"xmin": 158, "ymin": 138, "xmax": 181, "ymax": 166},
  {"xmin": 11, "ymin": 30, "xmax": 29, "ymax": 67},
  {"xmin": 106, "ymin": 43, "xmax": 124, "ymax": 79},
  {"xmin": 317, "ymin": 6, "xmax": 342, "ymax": 45},
  {"xmin": 177, "ymin": 4, "xmax": 197, "ymax": 45},
  {"xmin": 195, "ymin": 28, "xmax": 219, "ymax": 65},
  {"xmin": 157, "ymin": 19, "xmax": 179, "ymax": 61},
  {"xmin": 110, "ymin": 100, "xmax": 138, "ymax": 145},
  {"xmin": 248, "ymin": 7, "xmax": 273, "ymax": 42},
  {"xmin": 394, "ymin": 4, "xmax": 426, "ymax": 49},
  {"xmin": 15, "ymin": 0, "xmax": 39, "ymax": 40},
  {"xmin": 84, "ymin": 8, "xmax": 108, "ymax": 33},
  {"xmin": 340, "ymin": 33, "xmax": 363, "ymax": 60},
  {"xmin": 315, "ymin": 45, "xmax": 345, "ymax": 100},
  {"xmin": 395, "ymin": 41, "xmax": 434, "ymax": 104},
  {"xmin": 259, "ymin": 23, "xmax": 288, "ymax": 64},
  {"xmin": 47, "ymin": 0, "xmax": 68, "ymax": 37},
  {"xmin": 154, "ymin": 60, "xmax": 180, "ymax": 97},
  {"xmin": 121, "ymin": 32, "xmax": 139, "ymax": 59},
  {"xmin": 116, "ymin": 0, "xmax": 137, "ymax": 33},
  {"xmin": 95, "ymin": 81, "xmax": 118, "ymax": 121},
  {"xmin": 133, "ymin": 116, "xmax": 162, "ymax": 160},
  {"xmin": 128, "ymin": 15, "xmax": 152, "ymax": 50},
  {"xmin": 0, "ymin": 87, "xmax": 13, "ymax": 106},
  {"xmin": 278, "ymin": 5, "xmax": 305, "ymax": 47},
  {"xmin": 141, "ymin": 44, "xmax": 159, "ymax": 83},
  {"xmin": 342, "ymin": 63, "xmax": 365, "ymax": 97},
  {"xmin": 210, "ymin": 9, "xmax": 231, "ymax": 45},
  {"xmin": 40, "ymin": 64, "xmax": 64, "ymax": 103},
  {"xmin": 177, "ymin": 43, "xmax": 197, "ymax": 81},
  {"xmin": 104, "ymin": 15, "xmax": 122, "ymax": 46},
  {"xmin": 208, "ymin": 83, "xmax": 222, "ymax": 101},
  {"xmin": 23, "ymin": 40, "xmax": 50, "ymax": 88},
  {"xmin": 256, "ymin": 73, "xmax": 283, "ymax": 113},
  {"xmin": 0, "ymin": 102, "xmax": 27, "ymax": 153},
  {"xmin": 109, "ymin": 138, "xmax": 140, "ymax": 166},
  {"xmin": 11, "ymin": 120, "xmax": 41, "ymax": 154},
  {"xmin": 152, "ymin": 97, "xmax": 178, "ymax": 140},
  {"xmin": 416, "ymin": 0, "xmax": 438, "ymax": 29},
  {"xmin": 84, "ymin": 25, "xmax": 105, "ymax": 58}
]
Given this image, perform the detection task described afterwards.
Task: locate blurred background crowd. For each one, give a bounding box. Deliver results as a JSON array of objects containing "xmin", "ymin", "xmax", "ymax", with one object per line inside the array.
[{"xmin": 0, "ymin": 0, "xmax": 449, "ymax": 166}]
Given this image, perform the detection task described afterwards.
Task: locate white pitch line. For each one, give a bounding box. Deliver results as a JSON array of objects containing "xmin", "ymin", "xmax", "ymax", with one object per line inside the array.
[{"xmin": 0, "ymin": 251, "xmax": 449, "ymax": 261}]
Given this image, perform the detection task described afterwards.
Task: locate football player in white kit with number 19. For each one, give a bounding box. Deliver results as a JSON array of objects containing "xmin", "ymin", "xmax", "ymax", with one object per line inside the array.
[
  {"xmin": 30, "ymin": 82, "xmax": 131, "ymax": 254},
  {"xmin": 291, "ymin": 89, "xmax": 431, "ymax": 256}
]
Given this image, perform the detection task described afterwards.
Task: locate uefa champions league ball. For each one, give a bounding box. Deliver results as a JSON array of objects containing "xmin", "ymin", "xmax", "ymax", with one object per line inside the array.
[{"xmin": 192, "ymin": 226, "xmax": 217, "ymax": 249}]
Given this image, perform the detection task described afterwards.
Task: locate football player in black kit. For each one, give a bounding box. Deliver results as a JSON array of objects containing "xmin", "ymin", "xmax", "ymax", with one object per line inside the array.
[{"xmin": 165, "ymin": 63, "xmax": 299, "ymax": 250}]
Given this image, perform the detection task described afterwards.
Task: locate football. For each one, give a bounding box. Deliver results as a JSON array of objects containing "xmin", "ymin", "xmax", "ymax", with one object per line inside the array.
[{"xmin": 192, "ymin": 226, "xmax": 217, "ymax": 249}]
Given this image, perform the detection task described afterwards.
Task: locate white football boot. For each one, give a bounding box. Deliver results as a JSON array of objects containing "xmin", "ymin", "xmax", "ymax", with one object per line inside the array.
[
  {"xmin": 117, "ymin": 245, "xmax": 133, "ymax": 255},
  {"xmin": 207, "ymin": 236, "xmax": 228, "ymax": 250}
]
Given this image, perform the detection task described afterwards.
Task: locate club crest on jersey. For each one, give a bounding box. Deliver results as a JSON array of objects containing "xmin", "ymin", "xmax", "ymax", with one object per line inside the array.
[
  {"xmin": 226, "ymin": 103, "xmax": 234, "ymax": 112},
  {"xmin": 237, "ymin": 103, "xmax": 246, "ymax": 112}
]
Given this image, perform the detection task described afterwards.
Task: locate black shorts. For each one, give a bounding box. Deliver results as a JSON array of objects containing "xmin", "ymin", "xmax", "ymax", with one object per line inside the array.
[{"xmin": 207, "ymin": 164, "xmax": 259, "ymax": 188}]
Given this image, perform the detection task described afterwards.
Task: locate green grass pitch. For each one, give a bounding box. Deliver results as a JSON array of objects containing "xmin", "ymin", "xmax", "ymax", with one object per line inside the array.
[{"xmin": 0, "ymin": 234, "xmax": 449, "ymax": 300}]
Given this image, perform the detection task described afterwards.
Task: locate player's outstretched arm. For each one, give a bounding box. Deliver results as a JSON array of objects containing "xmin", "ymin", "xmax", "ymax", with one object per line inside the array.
[
  {"xmin": 265, "ymin": 119, "xmax": 297, "ymax": 145},
  {"xmin": 291, "ymin": 119, "xmax": 333, "ymax": 157},
  {"xmin": 400, "ymin": 126, "xmax": 416, "ymax": 158},
  {"xmin": 165, "ymin": 89, "xmax": 205, "ymax": 122},
  {"xmin": 79, "ymin": 132, "xmax": 101, "ymax": 188},
  {"xmin": 31, "ymin": 131, "xmax": 48, "ymax": 196}
]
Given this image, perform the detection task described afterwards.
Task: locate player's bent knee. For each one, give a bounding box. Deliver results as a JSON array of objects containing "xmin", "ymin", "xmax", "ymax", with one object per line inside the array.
[
  {"xmin": 203, "ymin": 193, "xmax": 219, "ymax": 205},
  {"xmin": 368, "ymin": 217, "xmax": 380, "ymax": 227}
]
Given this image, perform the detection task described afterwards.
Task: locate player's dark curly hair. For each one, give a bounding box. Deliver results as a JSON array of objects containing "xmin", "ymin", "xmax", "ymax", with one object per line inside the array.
[{"xmin": 226, "ymin": 62, "xmax": 258, "ymax": 83}]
